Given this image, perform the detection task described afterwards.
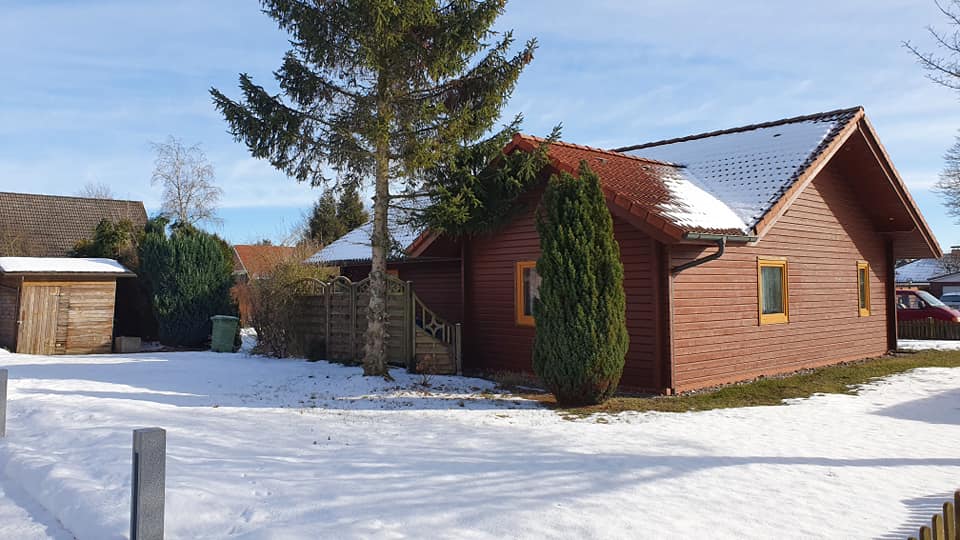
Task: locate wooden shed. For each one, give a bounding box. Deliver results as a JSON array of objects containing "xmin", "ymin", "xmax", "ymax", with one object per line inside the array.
[{"xmin": 0, "ymin": 257, "xmax": 135, "ymax": 355}]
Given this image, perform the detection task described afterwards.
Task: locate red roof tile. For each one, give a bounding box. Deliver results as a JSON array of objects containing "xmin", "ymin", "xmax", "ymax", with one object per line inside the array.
[{"xmin": 233, "ymin": 245, "xmax": 297, "ymax": 278}]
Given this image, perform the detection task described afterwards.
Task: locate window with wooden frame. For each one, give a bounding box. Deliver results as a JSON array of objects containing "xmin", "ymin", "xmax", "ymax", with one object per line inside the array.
[
  {"xmin": 515, "ymin": 261, "xmax": 540, "ymax": 326},
  {"xmin": 757, "ymin": 258, "xmax": 789, "ymax": 325},
  {"xmin": 857, "ymin": 261, "xmax": 871, "ymax": 317}
]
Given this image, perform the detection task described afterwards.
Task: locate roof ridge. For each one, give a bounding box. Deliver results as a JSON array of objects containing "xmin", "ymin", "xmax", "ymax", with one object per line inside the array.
[
  {"xmin": 0, "ymin": 191, "xmax": 145, "ymax": 205},
  {"xmin": 612, "ymin": 106, "xmax": 864, "ymax": 152},
  {"xmin": 515, "ymin": 134, "xmax": 680, "ymax": 167}
]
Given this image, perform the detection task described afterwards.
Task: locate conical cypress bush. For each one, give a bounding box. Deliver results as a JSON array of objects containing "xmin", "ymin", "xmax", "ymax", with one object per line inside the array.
[{"xmin": 533, "ymin": 162, "xmax": 628, "ymax": 405}]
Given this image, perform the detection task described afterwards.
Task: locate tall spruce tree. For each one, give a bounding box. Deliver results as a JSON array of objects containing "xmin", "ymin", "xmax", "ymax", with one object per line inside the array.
[
  {"xmin": 337, "ymin": 184, "xmax": 369, "ymax": 232},
  {"xmin": 211, "ymin": 0, "xmax": 535, "ymax": 377},
  {"xmin": 307, "ymin": 192, "xmax": 347, "ymax": 245},
  {"xmin": 533, "ymin": 162, "xmax": 628, "ymax": 406}
]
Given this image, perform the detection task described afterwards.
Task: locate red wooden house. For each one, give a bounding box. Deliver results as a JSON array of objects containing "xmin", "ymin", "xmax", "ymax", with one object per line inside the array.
[{"xmin": 310, "ymin": 107, "xmax": 940, "ymax": 393}]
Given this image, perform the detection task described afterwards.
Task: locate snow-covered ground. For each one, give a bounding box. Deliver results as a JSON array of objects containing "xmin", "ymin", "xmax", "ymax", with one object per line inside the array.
[
  {"xmin": 0, "ymin": 345, "xmax": 958, "ymax": 539},
  {"xmin": 899, "ymin": 339, "xmax": 960, "ymax": 351}
]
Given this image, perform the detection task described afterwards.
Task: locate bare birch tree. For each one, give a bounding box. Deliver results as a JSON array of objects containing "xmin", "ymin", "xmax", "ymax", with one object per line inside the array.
[
  {"xmin": 76, "ymin": 182, "xmax": 114, "ymax": 199},
  {"xmin": 150, "ymin": 136, "xmax": 223, "ymax": 226}
]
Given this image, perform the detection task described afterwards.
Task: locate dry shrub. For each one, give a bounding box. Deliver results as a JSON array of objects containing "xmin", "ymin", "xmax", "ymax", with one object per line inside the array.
[{"xmin": 233, "ymin": 242, "xmax": 336, "ymax": 358}]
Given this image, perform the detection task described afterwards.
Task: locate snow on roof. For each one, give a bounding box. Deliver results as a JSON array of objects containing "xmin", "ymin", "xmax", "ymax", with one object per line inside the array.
[
  {"xmin": 306, "ymin": 199, "xmax": 428, "ymax": 265},
  {"xmin": 896, "ymin": 258, "xmax": 952, "ymax": 284},
  {"xmin": 618, "ymin": 108, "xmax": 859, "ymax": 231},
  {"xmin": 0, "ymin": 257, "xmax": 132, "ymax": 275},
  {"xmin": 657, "ymin": 167, "xmax": 749, "ymax": 233}
]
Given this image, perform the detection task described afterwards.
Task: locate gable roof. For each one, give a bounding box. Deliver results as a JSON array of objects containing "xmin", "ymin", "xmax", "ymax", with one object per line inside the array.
[
  {"xmin": 614, "ymin": 107, "xmax": 861, "ymax": 233},
  {"xmin": 233, "ymin": 245, "xmax": 297, "ymax": 278},
  {"xmin": 308, "ymin": 106, "xmax": 940, "ymax": 262},
  {"xmin": 896, "ymin": 257, "xmax": 960, "ymax": 284},
  {"xmin": 0, "ymin": 192, "xmax": 148, "ymax": 257},
  {"xmin": 306, "ymin": 198, "xmax": 427, "ymax": 265},
  {"xmin": 504, "ymin": 135, "xmax": 750, "ymax": 240}
]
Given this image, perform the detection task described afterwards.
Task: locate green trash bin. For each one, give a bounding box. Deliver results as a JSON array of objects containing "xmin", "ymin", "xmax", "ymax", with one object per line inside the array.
[{"xmin": 210, "ymin": 315, "xmax": 240, "ymax": 353}]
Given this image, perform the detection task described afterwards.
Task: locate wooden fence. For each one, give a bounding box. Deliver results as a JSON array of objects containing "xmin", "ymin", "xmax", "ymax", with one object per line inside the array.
[
  {"xmin": 898, "ymin": 320, "xmax": 960, "ymax": 341},
  {"xmin": 908, "ymin": 491, "xmax": 960, "ymax": 540},
  {"xmin": 286, "ymin": 275, "xmax": 461, "ymax": 373}
]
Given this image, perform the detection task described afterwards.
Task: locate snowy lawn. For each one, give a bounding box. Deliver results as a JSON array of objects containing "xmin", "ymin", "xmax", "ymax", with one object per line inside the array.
[
  {"xmin": 899, "ymin": 339, "xmax": 960, "ymax": 351},
  {"xmin": 0, "ymin": 346, "xmax": 959, "ymax": 539}
]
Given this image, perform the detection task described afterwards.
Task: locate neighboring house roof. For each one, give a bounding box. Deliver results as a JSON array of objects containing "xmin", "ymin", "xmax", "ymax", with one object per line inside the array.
[
  {"xmin": 615, "ymin": 107, "xmax": 860, "ymax": 232},
  {"xmin": 0, "ymin": 257, "xmax": 135, "ymax": 277},
  {"xmin": 930, "ymin": 271, "xmax": 960, "ymax": 283},
  {"xmin": 0, "ymin": 192, "xmax": 148, "ymax": 257},
  {"xmin": 306, "ymin": 199, "xmax": 427, "ymax": 265},
  {"xmin": 232, "ymin": 245, "xmax": 297, "ymax": 278},
  {"xmin": 896, "ymin": 259, "xmax": 960, "ymax": 285}
]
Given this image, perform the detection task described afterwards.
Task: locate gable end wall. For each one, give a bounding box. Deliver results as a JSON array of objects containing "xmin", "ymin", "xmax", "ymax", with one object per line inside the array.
[{"xmin": 669, "ymin": 164, "xmax": 889, "ymax": 392}]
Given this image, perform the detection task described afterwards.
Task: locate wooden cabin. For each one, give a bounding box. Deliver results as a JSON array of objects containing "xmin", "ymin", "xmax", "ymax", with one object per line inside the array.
[
  {"xmin": 0, "ymin": 257, "xmax": 135, "ymax": 355},
  {"xmin": 309, "ymin": 107, "xmax": 941, "ymax": 393}
]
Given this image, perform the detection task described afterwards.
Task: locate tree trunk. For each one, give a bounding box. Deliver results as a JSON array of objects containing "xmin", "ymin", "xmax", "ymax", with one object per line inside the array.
[{"xmin": 363, "ymin": 134, "xmax": 391, "ymax": 378}]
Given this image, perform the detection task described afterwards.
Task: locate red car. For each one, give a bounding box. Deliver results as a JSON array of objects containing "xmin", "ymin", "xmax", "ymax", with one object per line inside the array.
[{"xmin": 896, "ymin": 289, "xmax": 960, "ymax": 322}]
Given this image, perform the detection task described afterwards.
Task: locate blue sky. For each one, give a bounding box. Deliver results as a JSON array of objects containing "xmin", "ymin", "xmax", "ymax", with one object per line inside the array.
[{"xmin": 1, "ymin": 1, "xmax": 959, "ymax": 249}]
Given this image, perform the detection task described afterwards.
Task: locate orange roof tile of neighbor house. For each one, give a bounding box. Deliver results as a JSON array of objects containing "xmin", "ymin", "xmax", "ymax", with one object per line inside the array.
[{"xmin": 232, "ymin": 245, "xmax": 297, "ymax": 278}]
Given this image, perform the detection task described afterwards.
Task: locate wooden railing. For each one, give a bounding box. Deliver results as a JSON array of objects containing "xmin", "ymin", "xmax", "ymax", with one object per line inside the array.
[
  {"xmin": 908, "ymin": 491, "xmax": 959, "ymax": 540},
  {"xmin": 899, "ymin": 319, "xmax": 960, "ymax": 341},
  {"xmin": 411, "ymin": 291, "xmax": 462, "ymax": 374}
]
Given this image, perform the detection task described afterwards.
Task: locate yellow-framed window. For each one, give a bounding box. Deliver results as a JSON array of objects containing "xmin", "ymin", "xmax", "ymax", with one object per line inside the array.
[
  {"xmin": 758, "ymin": 258, "xmax": 789, "ymax": 325},
  {"xmin": 857, "ymin": 261, "xmax": 871, "ymax": 317},
  {"xmin": 515, "ymin": 261, "xmax": 540, "ymax": 326}
]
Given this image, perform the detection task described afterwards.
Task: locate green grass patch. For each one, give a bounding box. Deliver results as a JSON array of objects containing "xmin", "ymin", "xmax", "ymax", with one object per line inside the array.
[{"xmin": 554, "ymin": 349, "xmax": 960, "ymax": 417}]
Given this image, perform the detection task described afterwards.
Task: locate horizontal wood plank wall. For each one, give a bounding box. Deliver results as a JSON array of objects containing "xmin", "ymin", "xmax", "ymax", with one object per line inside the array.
[
  {"xmin": 398, "ymin": 261, "xmax": 463, "ymax": 323},
  {"xmin": 0, "ymin": 277, "xmax": 18, "ymax": 350},
  {"xmin": 463, "ymin": 188, "xmax": 660, "ymax": 390},
  {"xmin": 670, "ymin": 165, "xmax": 889, "ymax": 392},
  {"xmin": 340, "ymin": 261, "xmax": 463, "ymax": 324},
  {"xmin": 62, "ymin": 281, "xmax": 116, "ymax": 354}
]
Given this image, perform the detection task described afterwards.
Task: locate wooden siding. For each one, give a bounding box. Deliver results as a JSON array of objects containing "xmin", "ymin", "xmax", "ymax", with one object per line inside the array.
[
  {"xmin": 63, "ymin": 281, "xmax": 116, "ymax": 354},
  {"xmin": 462, "ymin": 188, "xmax": 661, "ymax": 390},
  {"xmin": 341, "ymin": 260, "xmax": 463, "ymax": 324},
  {"xmin": 14, "ymin": 278, "xmax": 117, "ymax": 355},
  {"xmin": 0, "ymin": 277, "xmax": 18, "ymax": 350},
  {"xmin": 670, "ymin": 165, "xmax": 890, "ymax": 392}
]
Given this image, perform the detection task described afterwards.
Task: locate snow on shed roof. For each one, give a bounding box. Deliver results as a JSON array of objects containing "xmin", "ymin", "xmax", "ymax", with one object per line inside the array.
[
  {"xmin": 616, "ymin": 107, "xmax": 861, "ymax": 231},
  {"xmin": 896, "ymin": 258, "xmax": 952, "ymax": 284},
  {"xmin": 305, "ymin": 199, "xmax": 427, "ymax": 265},
  {"xmin": 0, "ymin": 257, "xmax": 134, "ymax": 275}
]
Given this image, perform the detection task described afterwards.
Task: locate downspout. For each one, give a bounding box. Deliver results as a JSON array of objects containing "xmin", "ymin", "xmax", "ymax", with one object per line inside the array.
[
  {"xmin": 670, "ymin": 232, "xmax": 758, "ymax": 274},
  {"xmin": 671, "ymin": 238, "xmax": 725, "ymax": 274}
]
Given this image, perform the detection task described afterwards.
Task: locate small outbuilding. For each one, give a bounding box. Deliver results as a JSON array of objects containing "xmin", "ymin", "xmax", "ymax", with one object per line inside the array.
[{"xmin": 0, "ymin": 257, "xmax": 135, "ymax": 355}]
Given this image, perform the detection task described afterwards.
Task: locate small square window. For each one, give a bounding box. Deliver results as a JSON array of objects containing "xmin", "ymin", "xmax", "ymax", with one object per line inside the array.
[
  {"xmin": 857, "ymin": 261, "xmax": 870, "ymax": 316},
  {"xmin": 515, "ymin": 261, "xmax": 540, "ymax": 326},
  {"xmin": 758, "ymin": 258, "xmax": 789, "ymax": 325}
]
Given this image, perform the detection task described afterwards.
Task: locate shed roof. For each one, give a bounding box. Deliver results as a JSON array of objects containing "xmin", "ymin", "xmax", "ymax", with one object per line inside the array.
[
  {"xmin": 0, "ymin": 192, "xmax": 147, "ymax": 257},
  {"xmin": 0, "ymin": 257, "xmax": 134, "ymax": 277}
]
